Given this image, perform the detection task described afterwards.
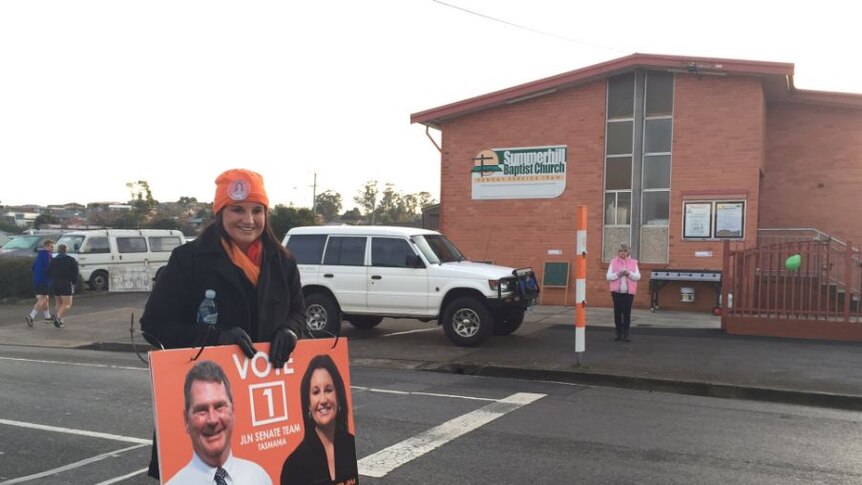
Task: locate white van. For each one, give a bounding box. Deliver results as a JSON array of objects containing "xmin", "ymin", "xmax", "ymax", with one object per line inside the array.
[
  {"xmin": 55, "ymin": 229, "xmax": 185, "ymax": 291},
  {"xmin": 283, "ymin": 225, "xmax": 539, "ymax": 347}
]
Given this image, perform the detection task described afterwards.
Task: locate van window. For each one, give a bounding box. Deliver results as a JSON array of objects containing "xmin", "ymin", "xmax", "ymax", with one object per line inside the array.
[
  {"xmin": 117, "ymin": 236, "xmax": 147, "ymax": 253},
  {"xmin": 82, "ymin": 237, "xmax": 110, "ymax": 254},
  {"xmin": 149, "ymin": 236, "xmax": 182, "ymax": 252},
  {"xmin": 323, "ymin": 237, "xmax": 366, "ymax": 266},
  {"xmin": 286, "ymin": 235, "xmax": 327, "ymax": 264},
  {"xmin": 371, "ymin": 238, "xmax": 414, "ymax": 268},
  {"xmin": 56, "ymin": 235, "xmax": 85, "ymax": 253}
]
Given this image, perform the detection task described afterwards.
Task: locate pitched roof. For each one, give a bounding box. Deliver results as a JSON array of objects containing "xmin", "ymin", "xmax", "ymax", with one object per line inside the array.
[{"xmin": 411, "ymin": 53, "xmax": 862, "ymax": 128}]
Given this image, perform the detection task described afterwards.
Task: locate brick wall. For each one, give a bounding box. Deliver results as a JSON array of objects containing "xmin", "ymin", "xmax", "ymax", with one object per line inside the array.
[
  {"xmin": 762, "ymin": 102, "xmax": 862, "ymax": 246},
  {"xmin": 438, "ymin": 74, "xmax": 769, "ymax": 309}
]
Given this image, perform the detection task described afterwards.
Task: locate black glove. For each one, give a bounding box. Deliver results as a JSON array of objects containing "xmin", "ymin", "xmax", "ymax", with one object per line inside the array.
[
  {"xmin": 218, "ymin": 327, "xmax": 257, "ymax": 359},
  {"xmin": 270, "ymin": 328, "xmax": 298, "ymax": 369}
]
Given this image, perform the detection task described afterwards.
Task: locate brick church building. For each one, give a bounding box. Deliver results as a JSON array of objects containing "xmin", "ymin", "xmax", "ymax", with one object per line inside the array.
[{"xmin": 411, "ymin": 53, "xmax": 862, "ymax": 311}]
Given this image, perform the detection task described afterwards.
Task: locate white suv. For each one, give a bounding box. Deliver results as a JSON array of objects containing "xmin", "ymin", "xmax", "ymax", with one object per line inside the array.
[{"xmin": 283, "ymin": 226, "xmax": 539, "ymax": 347}]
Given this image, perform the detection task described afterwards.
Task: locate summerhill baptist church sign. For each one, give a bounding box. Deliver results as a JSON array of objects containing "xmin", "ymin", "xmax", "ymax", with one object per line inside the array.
[{"xmin": 471, "ymin": 145, "xmax": 567, "ymax": 200}]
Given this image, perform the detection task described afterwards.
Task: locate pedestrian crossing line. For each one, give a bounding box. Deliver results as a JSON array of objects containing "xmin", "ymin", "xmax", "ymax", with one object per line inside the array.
[
  {"xmin": 0, "ymin": 418, "xmax": 150, "ymax": 444},
  {"xmin": 0, "ymin": 443, "xmax": 147, "ymax": 485},
  {"xmin": 351, "ymin": 385, "xmax": 498, "ymax": 402},
  {"xmin": 93, "ymin": 467, "xmax": 149, "ymax": 485},
  {"xmin": 357, "ymin": 392, "xmax": 546, "ymax": 478},
  {"xmin": 0, "ymin": 356, "xmax": 145, "ymax": 371}
]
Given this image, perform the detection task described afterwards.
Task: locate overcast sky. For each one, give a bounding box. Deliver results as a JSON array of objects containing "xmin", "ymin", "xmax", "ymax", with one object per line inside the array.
[{"xmin": 2, "ymin": 0, "xmax": 858, "ymax": 209}]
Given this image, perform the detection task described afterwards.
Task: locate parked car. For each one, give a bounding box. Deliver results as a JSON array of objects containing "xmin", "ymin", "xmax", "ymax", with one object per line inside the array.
[
  {"xmin": 0, "ymin": 232, "xmax": 65, "ymax": 259},
  {"xmin": 283, "ymin": 225, "xmax": 539, "ymax": 347},
  {"xmin": 54, "ymin": 229, "xmax": 185, "ymax": 290}
]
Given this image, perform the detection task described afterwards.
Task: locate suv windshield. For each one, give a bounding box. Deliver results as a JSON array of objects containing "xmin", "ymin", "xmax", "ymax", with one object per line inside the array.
[
  {"xmin": 2, "ymin": 236, "xmax": 40, "ymax": 250},
  {"xmin": 412, "ymin": 234, "xmax": 465, "ymax": 264}
]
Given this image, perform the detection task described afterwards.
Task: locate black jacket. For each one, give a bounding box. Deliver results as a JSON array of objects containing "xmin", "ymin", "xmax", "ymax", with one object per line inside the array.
[
  {"xmin": 140, "ymin": 228, "xmax": 306, "ymax": 349},
  {"xmin": 47, "ymin": 253, "xmax": 78, "ymax": 284},
  {"xmin": 281, "ymin": 427, "xmax": 358, "ymax": 485}
]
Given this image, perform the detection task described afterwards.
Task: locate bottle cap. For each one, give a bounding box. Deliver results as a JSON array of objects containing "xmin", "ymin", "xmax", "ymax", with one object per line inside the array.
[{"xmin": 205, "ymin": 289, "xmax": 216, "ymax": 299}]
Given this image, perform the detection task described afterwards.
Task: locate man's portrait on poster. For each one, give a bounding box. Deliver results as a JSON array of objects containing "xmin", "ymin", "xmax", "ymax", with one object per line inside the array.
[
  {"xmin": 166, "ymin": 360, "xmax": 273, "ymax": 485},
  {"xmin": 280, "ymin": 354, "xmax": 358, "ymax": 485}
]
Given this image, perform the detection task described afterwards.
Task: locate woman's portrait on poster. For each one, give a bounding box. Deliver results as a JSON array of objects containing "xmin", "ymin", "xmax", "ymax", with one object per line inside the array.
[{"xmin": 280, "ymin": 354, "xmax": 358, "ymax": 485}]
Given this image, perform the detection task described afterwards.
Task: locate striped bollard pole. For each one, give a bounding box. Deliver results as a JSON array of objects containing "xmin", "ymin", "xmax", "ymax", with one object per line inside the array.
[{"xmin": 575, "ymin": 205, "xmax": 587, "ymax": 364}]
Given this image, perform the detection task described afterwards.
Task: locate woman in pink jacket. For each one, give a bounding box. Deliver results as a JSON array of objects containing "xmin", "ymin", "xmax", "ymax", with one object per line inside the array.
[{"xmin": 606, "ymin": 243, "xmax": 641, "ymax": 342}]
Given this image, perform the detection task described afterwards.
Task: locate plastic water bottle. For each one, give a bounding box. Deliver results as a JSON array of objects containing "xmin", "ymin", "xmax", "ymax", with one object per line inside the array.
[{"xmin": 197, "ymin": 289, "xmax": 218, "ymax": 326}]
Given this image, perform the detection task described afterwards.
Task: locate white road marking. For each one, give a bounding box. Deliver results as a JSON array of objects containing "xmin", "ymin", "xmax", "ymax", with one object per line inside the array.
[
  {"xmin": 0, "ymin": 356, "xmax": 145, "ymax": 371},
  {"xmin": 351, "ymin": 386, "xmax": 497, "ymax": 402},
  {"xmin": 0, "ymin": 419, "xmax": 150, "ymax": 444},
  {"xmin": 93, "ymin": 468, "xmax": 149, "ymax": 485},
  {"xmin": 0, "ymin": 444, "xmax": 147, "ymax": 485},
  {"xmin": 383, "ymin": 328, "xmax": 438, "ymax": 337},
  {"xmin": 358, "ymin": 392, "xmax": 546, "ymax": 478}
]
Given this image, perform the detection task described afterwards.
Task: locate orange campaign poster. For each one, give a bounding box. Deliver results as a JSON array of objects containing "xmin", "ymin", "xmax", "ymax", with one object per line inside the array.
[{"xmin": 149, "ymin": 338, "xmax": 359, "ymax": 485}]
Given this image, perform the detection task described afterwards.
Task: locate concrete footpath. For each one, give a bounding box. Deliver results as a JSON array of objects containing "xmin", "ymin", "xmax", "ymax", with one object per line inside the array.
[{"xmin": 1, "ymin": 293, "xmax": 861, "ymax": 410}]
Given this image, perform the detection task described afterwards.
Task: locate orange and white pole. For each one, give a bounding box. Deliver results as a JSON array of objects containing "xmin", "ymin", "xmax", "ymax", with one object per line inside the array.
[{"xmin": 575, "ymin": 205, "xmax": 587, "ymax": 360}]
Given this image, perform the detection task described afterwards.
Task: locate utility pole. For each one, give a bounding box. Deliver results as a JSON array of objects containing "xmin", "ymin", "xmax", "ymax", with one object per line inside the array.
[{"xmin": 311, "ymin": 172, "xmax": 317, "ymax": 221}]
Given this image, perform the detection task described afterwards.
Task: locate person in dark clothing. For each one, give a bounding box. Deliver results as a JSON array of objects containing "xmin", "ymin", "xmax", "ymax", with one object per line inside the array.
[
  {"xmin": 281, "ymin": 354, "xmax": 358, "ymax": 485},
  {"xmin": 141, "ymin": 168, "xmax": 306, "ymax": 479},
  {"xmin": 26, "ymin": 239, "xmax": 55, "ymax": 326},
  {"xmin": 47, "ymin": 243, "xmax": 78, "ymax": 328}
]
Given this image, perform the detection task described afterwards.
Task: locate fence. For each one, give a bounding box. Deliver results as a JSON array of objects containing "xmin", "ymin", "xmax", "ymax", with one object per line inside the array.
[{"xmin": 721, "ymin": 235, "xmax": 862, "ymax": 341}]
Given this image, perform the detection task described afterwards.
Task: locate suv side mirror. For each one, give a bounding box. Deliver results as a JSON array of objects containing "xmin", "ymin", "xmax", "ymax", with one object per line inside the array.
[{"xmin": 405, "ymin": 254, "xmax": 425, "ymax": 268}]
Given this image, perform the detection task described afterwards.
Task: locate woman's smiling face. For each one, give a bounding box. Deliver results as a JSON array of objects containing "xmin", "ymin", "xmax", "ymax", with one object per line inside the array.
[
  {"xmin": 308, "ymin": 368, "xmax": 338, "ymax": 429},
  {"xmin": 222, "ymin": 202, "xmax": 265, "ymax": 250}
]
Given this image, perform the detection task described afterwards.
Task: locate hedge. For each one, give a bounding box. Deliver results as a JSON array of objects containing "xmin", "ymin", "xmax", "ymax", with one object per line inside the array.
[
  {"xmin": 0, "ymin": 258, "xmax": 86, "ymax": 300},
  {"xmin": 0, "ymin": 258, "xmax": 36, "ymax": 299}
]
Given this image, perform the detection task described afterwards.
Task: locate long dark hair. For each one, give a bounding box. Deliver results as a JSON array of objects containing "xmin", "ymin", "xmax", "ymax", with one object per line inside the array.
[
  {"xmin": 200, "ymin": 207, "xmax": 290, "ymax": 258},
  {"xmin": 300, "ymin": 354, "xmax": 349, "ymax": 439}
]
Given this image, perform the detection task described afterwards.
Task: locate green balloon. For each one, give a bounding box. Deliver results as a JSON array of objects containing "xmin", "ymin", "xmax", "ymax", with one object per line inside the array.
[{"xmin": 785, "ymin": 254, "xmax": 801, "ymax": 271}]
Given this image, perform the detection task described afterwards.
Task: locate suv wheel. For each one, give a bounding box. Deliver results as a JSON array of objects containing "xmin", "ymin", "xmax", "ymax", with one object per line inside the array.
[
  {"xmin": 492, "ymin": 310, "xmax": 524, "ymax": 336},
  {"xmin": 442, "ymin": 297, "xmax": 493, "ymax": 347},
  {"xmin": 305, "ymin": 293, "xmax": 341, "ymax": 338},
  {"xmin": 347, "ymin": 316, "xmax": 383, "ymax": 330}
]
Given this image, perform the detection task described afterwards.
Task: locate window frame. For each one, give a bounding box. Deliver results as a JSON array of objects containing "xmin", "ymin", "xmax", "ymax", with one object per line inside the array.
[{"xmin": 682, "ymin": 200, "xmax": 746, "ymax": 240}]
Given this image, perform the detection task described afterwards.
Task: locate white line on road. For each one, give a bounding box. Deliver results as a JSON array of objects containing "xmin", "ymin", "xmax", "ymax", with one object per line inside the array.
[
  {"xmin": 351, "ymin": 385, "xmax": 497, "ymax": 402},
  {"xmin": 0, "ymin": 419, "xmax": 150, "ymax": 444},
  {"xmin": 0, "ymin": 444, "xmax": 147, "ymax": 485},
  {"xmin": 0, "ymin": 356, "xmax": 145, "ymax": 371},
  {"xmin": 93, "ymin": 468, "xmax": 149, "ymax": 485},
  {"xmin": 383, "ymin": 328, "xmax": 438, "ymax": 337},
  {"xmin": 358, "ymin": 392, "xmax": 546, "ymax": 478}
]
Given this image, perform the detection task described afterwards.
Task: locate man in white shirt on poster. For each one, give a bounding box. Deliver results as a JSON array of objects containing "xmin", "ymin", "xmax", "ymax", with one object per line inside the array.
[{"xmin": 166, "ymin": 360, "xmax": 271, "ymax": 485}]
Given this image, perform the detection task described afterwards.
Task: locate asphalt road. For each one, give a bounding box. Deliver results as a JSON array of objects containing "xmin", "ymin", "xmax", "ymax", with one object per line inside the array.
[{"xmin": 2, "ymin": 346, "xmax": 861, "ymax": 485}]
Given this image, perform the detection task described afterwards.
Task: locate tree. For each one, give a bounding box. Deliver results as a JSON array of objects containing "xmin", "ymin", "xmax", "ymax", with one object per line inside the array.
[
  {"xmin": 0, "ymin": 219, "xmax": 19, "ymax": 233},
  {"xmin": 353, "ymin": 180, "xmax": 379, "ymax": 224},
  {"xmin": 377, "ymin": 183, "xmax": 399, "ymax": 224},
  {"xmin": 126, "ymin": 180, "xmax": 158, "ymax": 228},
  {"xmin": 340, "ymin": 208, "xmax": 362, "ymax": 224},
  {"xmin": 268, "ymin": 204, "xmax": 316, "ymax": 240},
  {"xmin": 34, "ymin": 214, "xmax": 59, "ymax": 229},
  {"xmin": 149, "ymin": 218, "xmax": 180, "ymax": 230},
  {"xmin": 415, "ymin": 192, "xmax": 436, "ymax": 210},
  {"xmin": 315, "ymin": 190, "xmax": 343, "ymax": 223}
]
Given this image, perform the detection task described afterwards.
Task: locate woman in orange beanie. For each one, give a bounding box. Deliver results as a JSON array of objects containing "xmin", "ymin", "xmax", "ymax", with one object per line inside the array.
[{"xmin": 141, "ymin": 168, "xmax": 306, "ymax": 479}]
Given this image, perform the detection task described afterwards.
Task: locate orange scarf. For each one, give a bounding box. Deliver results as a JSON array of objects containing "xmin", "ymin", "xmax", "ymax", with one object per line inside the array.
[{"xmin": 221, "ymin": 238, "xmax": 262, "ymax": 286}]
